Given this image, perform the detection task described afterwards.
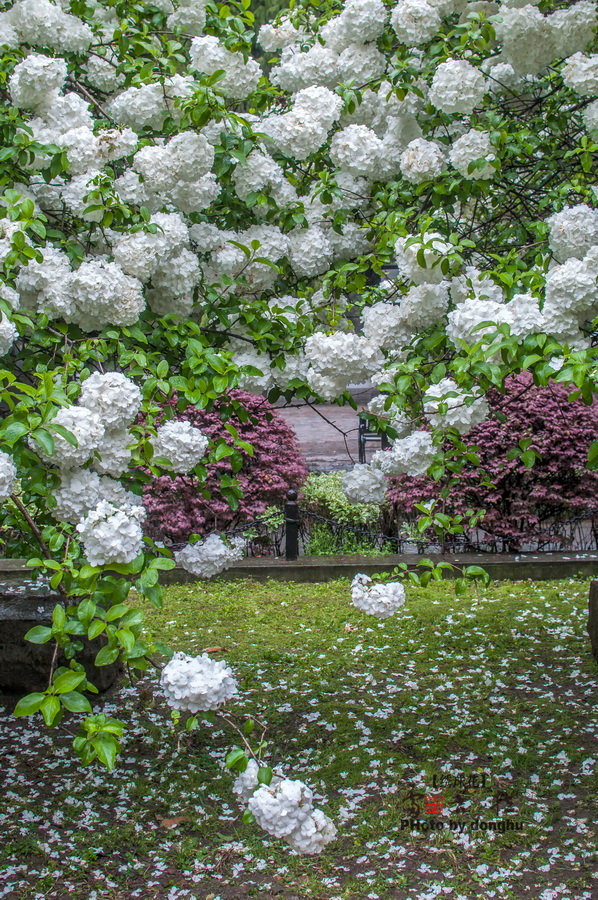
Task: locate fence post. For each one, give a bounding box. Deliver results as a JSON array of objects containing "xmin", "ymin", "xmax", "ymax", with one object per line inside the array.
[
  {"xmin": 358, "ymin": 416, "xmax": 367, "ymax": 464},
  {"xmin": 285, "ymin": 489, "xmax": 299, "ymax": 561}
]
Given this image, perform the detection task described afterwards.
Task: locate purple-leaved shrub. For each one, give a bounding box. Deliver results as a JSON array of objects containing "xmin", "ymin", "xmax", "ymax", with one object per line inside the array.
[
  {"xmin": 143, "ymin": 390, "xmax": 308, "ymax": 542},
  {"xmin": 387, "ymin": 374, "xmax": 598, "ymax": 549}
]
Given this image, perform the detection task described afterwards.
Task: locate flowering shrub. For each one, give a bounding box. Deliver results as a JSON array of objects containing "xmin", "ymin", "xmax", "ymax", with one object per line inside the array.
[
  {"xmin": 0, "ymin": 0, "xmax": 596, "ymax": 851},
  {"xmin": 387, "ymin": 375, "xmax": 598, "ymax": 548},
  {"xmin": 143, "ymin": 390, "xmax": 308, "ymax": 542}
]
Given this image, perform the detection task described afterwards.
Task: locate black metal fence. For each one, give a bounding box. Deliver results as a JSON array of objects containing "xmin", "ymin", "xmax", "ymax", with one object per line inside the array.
[{"xmin": 221, "ymin": 491, "xmax": 598, "ymax": 560}]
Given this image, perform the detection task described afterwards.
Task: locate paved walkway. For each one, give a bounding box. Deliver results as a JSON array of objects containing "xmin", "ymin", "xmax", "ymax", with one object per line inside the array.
[{"xmin": 275, "ymin": 386, "xmax": 379, "ymax": 472}]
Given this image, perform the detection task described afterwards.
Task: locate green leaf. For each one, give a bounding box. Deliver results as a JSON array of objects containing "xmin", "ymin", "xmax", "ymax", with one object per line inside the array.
[
  {"xmin": 588, "ymin": 441, "xmax": 598, "ymax": 470},
  {"xmin": 0, "ymin": 421, "xmax": 28, "ymax": 445},
  {"xmin": 30, "ymin": 428, "xmax": 55, "ymax": 456},
  {"xmin": 24, "ymin": 625, "xmax": 52, "ymax": 644},
  {"xmin": 225, "ymin": 748, "xmax": 248, "ymax": 771},
  {"xmin": 95, "ymin": 645, "xmax": 119, "ymax": 666},
  {"xmin": 60, "ymin": 691, "xmax": 92, "ymax": 713},
  {"xmin": 87, "ymin": 619, "xmax": 105, "ymax": 640},
  {"xmin": 91, "ymin": 733, "xmax": 118, "ymax": 771},
  {"xmin": 52, "ymin": 605, "xmax": 66, "ymax": 629},
  {"xmin": 53, "ymin": 670, "xmax": 86, "ymax": 694},
  {"xmin": 105, "ymin": 603, "xmax": 130, "ymax": 622},
  {"xmin": 257, "ymin": 765, "xmax": 273, "ymax": 785},
  {"xmin": 40, "ymin": 695, "xmax": 61, "ymax": 726},
  {"xmin": 13, "ymin": 692, "xmax": 46, "ymax": 716}
]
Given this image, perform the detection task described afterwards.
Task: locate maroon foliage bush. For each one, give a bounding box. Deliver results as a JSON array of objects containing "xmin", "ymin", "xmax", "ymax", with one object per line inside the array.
[
  {"xmin": 143, "ymin": 390, "xmax": 308, "ymax": 542},
  {"xmin": 387, "ymin": 374, "xmax": 598, "ymax": 548}
]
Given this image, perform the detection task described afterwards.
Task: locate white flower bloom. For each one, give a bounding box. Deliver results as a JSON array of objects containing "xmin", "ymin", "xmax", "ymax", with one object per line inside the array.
[
  {"xmin": 91, "ymin": 428, "xmax": 135, "ymax": 478},
  {"xmin": 342, "ymin": 463, "xmax": 388, "ymax": 504},
  {"xmin": 562, "ymin": 52, "xmax": 598, "ymax": 97},
  {"xmin": 248, "ymin": 779, "xmax": 314, "ymax": 838},
  {"xmin": 167, "ymin": 0, "xmax": 208, "ymax": 35},
  {"xmin": 330, "ymin": 125, "xmax": 384, "ymax": 179},
  {"xmin": 152, "ymin": 420, "xmax": 209, "ymax": 473},
  {"xmin": 0, "ymin": 450, "xmax": 17, "ymax": 502},
  {"xmin": 400, "ymin": 139, "xmax": 446, "ymax": 184},
  {"xmin": 189, "ymin": 35, "xmax": 261, "ymax": 99},
  {"xmin": 395, "ymin": 233, "xmax": 452, "ymax": 284},
  {"xmin": 67, "ymin": 259, "xmax": 146, "ymax": 331},
  {"xmin": 423, "ymin": 378, "xmax": 490, "ymax": 433},
  {"xmin": 107, "ymin": 76, "xmax": 195, "ymax": 130},
  {"xmin": 175, "ymin": 534, "xmax": 245, "ymax": 578},
  {"xmin": 449, "ymin": 130, "xmax": 496, "ymax": 178},
  {"xmin": 160, "ymin": 651, "xmax": 238, "ymax": 712},
  {"xmin": 428, "ymin": 59, "xmax": 487, "ymax": 114},
  {"xmin": 232, "ymin": 760, "xmax": 283, "ymax": 803},
  {"xmin": 338, "ymin": 43, "xmax": 386, "ymax": 85},
  {"xmin": 371, "ymin": 430, "xmax": 436, "ymax": 476},
  {"xmin": 286, "ymin": 809, "xmax": 337, "ymax": 854},
  {"xmin": 0, "ymin": 313, "xmax": 17, "ymax": 356},
  {"xmin": 9, "ymin": 0, "xmax": 93, "ymax": 52},
  {"xmin": 258, "ymin": 16, "xmax": 303, "ymax": 51},
  {"xmin": 350, "ymin": 573, "xmax": 406, "ymax": 618},
  {"xmin": 305, "ymin": 331, "xmax": 383, "ymax": 399},
  {"xmin": 78, "ymin": 372, "xmax": 141, "ymax": 430},
  {"xmin": 9, "ymin": 53, "xmax": 67, "ymax": 109},
  {"xmin": 76, "ymin": 500, "xmax": 145, "ymax": 566},
  {"xmin": 544, "ymin": 254, "xmax": 598, "ymax": 323},
  {"xmin": 83, "ymin": 52, "xmax": 125, "ymax": 93},
  {"xmin": 271, "ymin": 44, "xmax": 340, "ymax": 92},
  {"xmin": 546, "ymin": 204, "xmax": 598, "ymax": 262},
  {"xmin": 449, "ymin": 267, "xmax": 504, "ymax": 305},
  {"xmin": 289, "ymin": 227, "xmax": 333, "ymax": 277},
  {"xmin": 390, "ymin": 0, "xmax": 441, "ymax": 45},
  {"xmin": 583, "ymin": 100, "xmax": 598, "ymax": 134},
  {"xmin": 53, "ymin": 469, "xmax": 141, "ymax": 524},
  {"xmin": 31, "ymin": 406, "xmax": 104, "ymax": 470}
]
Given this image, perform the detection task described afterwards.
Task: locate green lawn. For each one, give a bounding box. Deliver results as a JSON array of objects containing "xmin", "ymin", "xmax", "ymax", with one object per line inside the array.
[{"xmin": 0, "ymin": 576, "xmax": 596, "ymax": 899}]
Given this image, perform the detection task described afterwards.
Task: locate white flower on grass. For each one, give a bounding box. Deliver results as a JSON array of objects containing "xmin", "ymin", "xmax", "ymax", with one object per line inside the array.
[
  {"xmin": 160, "ymin": 651, "xmax": 238, "ymax": 712},
  {"xmin": 152, "ymin": 420, "xmax": 209, "ymax": 474},
  {"xmin": 342, "ymin": 464, "xmax": 388, "ymax": 505},
  {"xmin": 76, "ymin": 500, "xmax": 145, "ymax": 566},
  {"xmin": 423, "ymin": 378, "xmax": 490, "ymax": 434},
  {"xmin": 351, "ymin": 573, "xmax": 406, "ymax": 618},
  {"xmin": 371, "ymin": 430, "xmax": 436, "ymax": 476},
  {"xmin": 78, "ymin": 372, "xmax": 141, "ymax": 430},
  {"xmin": 232, "ymin": 759, "xmax": 283, "ymax": 803},
  {"xmin": 248, "ymin": 778, "xmax": 314, "ymax": 838},
  {"xmin": 174, "ymin": 534, "xmax": 245, "ymax": 579},
  {"xmin": 0, "ymin": 450, "xmax": 17, "ymax": 502},
  {"xmin": 286, "ymin": 809, "xmax": 337, "ymax": 854}
]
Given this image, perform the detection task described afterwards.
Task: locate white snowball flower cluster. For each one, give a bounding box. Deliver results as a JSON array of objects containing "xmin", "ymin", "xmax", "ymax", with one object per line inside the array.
[
  {"xmin": 107, "ymin": 76, "xmax": 194, "ymax": 131},
  {"xmin": 323, "ymin": 0, "xmax": 387, "ymax": 48},
  {"xmin": 400, "ymin": 139, "xmax": 446, "ymax": 184},
  {"xmin": 247, "ymin": 778, "xmax": 336, "ymax": 854},
  {"xmin": 175, "ymin": 534, "xmax": 245, "ymax": 579},
  {"xmin": 330, "ymin": 125, "xmax": 384, "ymax": 180},
  {"xmin": 261, "ymin": 86, "xmax": 343, "ymax": 161},
  {"xmin": 112, "ymin": 211, "xmax": 189, "ymax": 284},
  {"xmin": 390, "ymin": 0, "xmax": 442, "ymax": 46},
  {"xmin": 271, "ymin": 44, "xmax": 340, "ymax": 92},
  {"xmin": 304, "ymin": 331, "xmax": 382, "ymax": 400},
  {"xmin": 7, "ymin": 0, "xmax": 93, "ymax": 52},
  {"xmin": 258, "ymin": 15, "xmax": 303, "ymax": 51},
  {"xmin": 0, "ymin": 450, "xmax": 17, "ymax": 501},
  {"xmin": 160, "ymin": 651, "xmax": 238, "ymax": 712},
  {"xmin": 288, "ymin": 226, "xmax": 333, "ymax": 278},
  {"xmin": 449, "ymin": 267, "xmax": 505, "ymax": 305},
  {"xmin": 371, "ymin": 430, "xmax": 436, "ymax": 476},
  {"xmin": 449, "ymin": 130, "xmax": 496, "ymax": 179},
  {"xmin": 544, "ymin": 251, "xmax": 598, "ymax": 328},
  {"xmin": 342, "ymin": 463, "xmax": 388, "ymax": 504},
  {"xmin": 32, "ymin": 406, "xmax": 104, "ymax": 470},
  {"xmin": 546, "ymin": 204, "xmax": 598, "ymax": 262},
  {"xmin": 428, "ymin": 59, "xmax": 487, "ymax": 115},
  {"xmin": 582, "ymin": 101, "xmax": 598, "ymax": 135},
  {"xmin": 52, "ymin": 469, "xmax": 141, "ymax": 525},
  {"xmin": 0, "ymin": 312, "xmax": 17, "ymax": 356},
  {"xmin": 562, "ymin": 53, "xmax": 598, "ymax": 97},
  {"xmin": 78, "ymin": 372, "xmax": 142, "ymax": 431},
  {"xmin": 167, "ymin": 0, "xmax": 209, "ymax": 35},
  {"xmin": 132, "ymin": 131, "xmax": 218, "ymax": 214},
  {"xmin": 232, "ymin": 150, "xmax": 295, "ymax": 207},
  {"xmin": 423, "ymin": 378, "xmax": 490, "ymax": 434},
  {"xmin": 351, "ymin": 573, "xmax": 406, "ymax": 618},
  {"xmin": 9, "ymin": 53, "xmax": 67, "ymax": 109},
  {"xmin": 76, "ymin": 500, "xmax": 146, "ymax": 567},
  {"xmin": 395, "ymin": 233, "xmax": 452, "ymax": 284},
  {"xmin": 152, "ymin": 420, "xmax": 209, "ymax": 473},
  {"xmin": 189, "ymin": 36, "xmax": 261, "ymax": 99}
]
